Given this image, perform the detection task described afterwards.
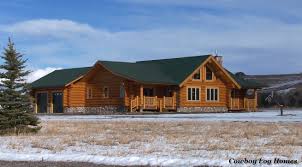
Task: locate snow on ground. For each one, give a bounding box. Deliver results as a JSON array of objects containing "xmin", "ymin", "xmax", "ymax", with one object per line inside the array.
[
  {"xmin": 0, "ymin": 152, "xmax": 229, "ymax": 167},
  {"xmin": 0, "ymin": 109, "xmax": 301, "ymax": 166},
  {"xmin": 262, "ymin": 79, "xmax": 302, "ymax": 90},
  {"xmin": 39, "ymin": 109, "xmax": 302, "ymax": 123},
  {"xmin": 277, "ymin": 88, "xmax": 296, "ymax": 94}
]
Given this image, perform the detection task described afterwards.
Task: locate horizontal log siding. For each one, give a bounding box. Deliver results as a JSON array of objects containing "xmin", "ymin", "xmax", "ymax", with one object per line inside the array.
[
  {"xmin": 66, "ymin": 81, "xmax": 86, "ymax": 107},
  {"xmin": 180, "ymin": 79, "xmax": 228, "ymax": 107},
  {"xmin": 85, "ymin": 64, "xmax": 128, "ymax": 107},
  {"xmin": 63, "ymin": 88, "xmax": 68, "ymax": 107},
  {"xmin": 179, "ymin": 64, "xmax": 230, "ymax": 107}
]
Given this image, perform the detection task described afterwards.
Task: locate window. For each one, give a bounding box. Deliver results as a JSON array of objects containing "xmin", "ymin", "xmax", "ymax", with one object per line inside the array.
[
  {"xmin": 187, "ymin": 87, "xmax": 200, "ymax": 101},
  {"xmin": 193, "ymin": 70, "xmax": 201, "ymax": 80},
  {"xmin": 120, "ymin": 84, "xmax": 125, "ymax": 98},
  {"xmin": 143, "ymin": 88, "xmax": 154, "ymax": 97},
  {"xmin": 165, "ymin": 88, "xmax": 173, "ymax": 97},
  {"xmin": 86, "ymin": 87, "xmax": 92, "ymax": 99},
  {"xmin": 206, "ymin": 66, "xmax": 213, "ymax": 80},
  {"xmin": 206, "ymin": 88, "xmax": 219, "ymax": 101},
  {"xmin": 103, "ymin": 87, "xmax": 109, "ymax": 98}
]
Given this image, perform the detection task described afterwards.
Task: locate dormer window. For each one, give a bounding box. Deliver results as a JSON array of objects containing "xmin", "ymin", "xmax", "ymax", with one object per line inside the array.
[
  {"xmin": 206, "ymin": 67, "xmax": 213, "ymax": 80},
  {"xmin": 193, "ymin": 70, "xmax": 201, "ymax": 80}
]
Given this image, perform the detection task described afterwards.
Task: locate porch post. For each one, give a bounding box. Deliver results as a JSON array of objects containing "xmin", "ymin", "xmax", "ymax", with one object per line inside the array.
[
  {"xmin": 172, "ymin": 90, "xmax": 176, "ymax": 109},
  {"xmin": 34, "ymin": 103, "xmax": 38, "ymax": 113},
  {"xmin": 159, "ymin": 99, "xmax": 163, "ymax": 112},
  {"xmin": 229, "ymin": 89, "xmax": 232, "ymax": 110},
  {"xmin": 140, "ymin": 85, "xmax": 143, "ymax": 112},
  {"xmin": 49, "ymin": 92, "xmax": 53, "ymax": 114},
  {"xmin": 244, "ymin": 96, "xmax": 247, "ymax": 111},
  {"xmin": 254, "ymin": 89, "xmax": 258, "ymax": 112},
  {"xmin": 237, "ymin": 98, "xmax": 240, "ymax": 110},
  {"xmin": 130, "ymin": 97, "xmax": 133, "ymax": 112},
  {"xmin": 136, "ymin": 96, "xmax": 139, "ymax": 109},
  {"xmin": 34, "ymin": 92, "xmax": 38, "ymax": 114}
]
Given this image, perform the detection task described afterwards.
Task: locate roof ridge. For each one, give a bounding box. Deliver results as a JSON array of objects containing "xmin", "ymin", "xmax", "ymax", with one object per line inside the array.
[
  {"xmin": 54, "ymin": 66, "xmax": 91, "ymax": 71},
  {"xmin": 136, "ymin": 54, "xmax": 211, "ymax": 63},
  {"xmin": 98, "ymin": 60, "xmax": 134, "ymax": 64},
  {"xmin": 97, "ymin": 55, "xmax": 212, "ymax": 64}
]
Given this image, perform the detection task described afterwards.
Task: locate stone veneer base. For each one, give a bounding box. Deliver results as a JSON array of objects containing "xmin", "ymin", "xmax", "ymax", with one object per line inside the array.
[
  {"xmin": 64, "ymin": 106, "xmax": 229, "ymax": 114},
  {"xmin": 177, "ymin": 106, "xmax": 229, "ymax": 113},
  {"xmin": 64, "ymin": 106, "xmax": 126, "ymax": 114}
]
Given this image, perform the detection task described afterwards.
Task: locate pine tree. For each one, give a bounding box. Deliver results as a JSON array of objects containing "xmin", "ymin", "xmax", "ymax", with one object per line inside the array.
[{"xmin": 0, "ymin": 38, "xmax": 40, "ymax": 135}]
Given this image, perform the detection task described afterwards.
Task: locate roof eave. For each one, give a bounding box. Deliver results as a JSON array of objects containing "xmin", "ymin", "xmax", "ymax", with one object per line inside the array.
[{"xmin": 31, "ymin": 85, "xmax": 65, "ymax": 90}]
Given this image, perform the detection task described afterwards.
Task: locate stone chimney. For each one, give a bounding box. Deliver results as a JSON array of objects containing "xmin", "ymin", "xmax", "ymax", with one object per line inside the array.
[{"xmin": 214, "ymin": 55, "xmax": 223, "ymax": 65}]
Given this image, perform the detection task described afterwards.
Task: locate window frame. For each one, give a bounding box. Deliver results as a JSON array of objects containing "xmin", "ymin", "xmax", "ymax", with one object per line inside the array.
[
  {"xmin": 187, "ymin": 86, "xmax": 201, "ymax": 102},
  {"xmin": 206, "ymin": 87, "xmax": 219, "ymax": 102},
  {"xmin": 119, "ymin": 84, "xmax": 125, "ymax": 98},
  {"xmin": 205, "ymin": 66, "xmax": 214, "ymax": 81},
  {"xmin": 35, "ymin": 91, "xmax": 49, "ymax": 113},
  {"xmin": 192, "ymin": 69, "xmax": 201, "ymax": 80},
  {"xmin": 86, "ymin": 87, "xmax": 93, "ymax": 99},
  {"xmin": 103, "ymin": 86, "xmax": 109, "ymax": 98}
]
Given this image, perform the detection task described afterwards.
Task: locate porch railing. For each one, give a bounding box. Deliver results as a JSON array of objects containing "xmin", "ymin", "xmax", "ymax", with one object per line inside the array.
[
  {"xmin": 130, "ymin": 95, "xmax": 176, "ymax": 112},
  {"xmin": 130, "ymin": 96, "xmax": 139, "ymax": 112},
  {"xmin": 143, "ymin": 96, "xmax": 158, "ymax": 109},
  {"xmin": 230, "ymin": 97, "xmax": 240, "ymax": 110},
  {"xmin": 244, "ymin": 98, "xmax": 256, "ymax": 111},
  {"xmin": 163, "ymin": 96, "xmax": 175, "ymax": 109}
]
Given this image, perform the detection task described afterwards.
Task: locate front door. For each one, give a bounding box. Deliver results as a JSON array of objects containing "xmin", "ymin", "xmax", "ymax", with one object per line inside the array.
[
  {"xmin": 52, "ymin": 92, "xmax": 63, "ymax": 113},
  {"xmin": 37, "ymin": 92, "xmax": 48, "ymax": 113}
]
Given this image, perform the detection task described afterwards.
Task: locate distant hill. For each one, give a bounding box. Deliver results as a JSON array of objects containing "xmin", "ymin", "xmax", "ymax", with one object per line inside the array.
[{"xmin": 242, "ymin": 73, "xmax": 302, "ymax": 107}]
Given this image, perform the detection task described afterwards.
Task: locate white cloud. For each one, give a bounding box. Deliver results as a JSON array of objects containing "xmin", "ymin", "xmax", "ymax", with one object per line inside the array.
[
  {"xmin": 0, "ymin": 19, "xmax": 100, "ymax": 38},
  {"xmin": 1, "ymin": 16, "xmax": 302, "ymax": 74},
  {"xmin": 26, "ymin": 67, "xmax": 61, "ymax": 83}
]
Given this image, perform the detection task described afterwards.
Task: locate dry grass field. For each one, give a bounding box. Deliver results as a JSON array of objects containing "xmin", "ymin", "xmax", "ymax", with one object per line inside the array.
[{"xmin": 1, "ymin": 119, "xmax": 301, "ymax": 166}]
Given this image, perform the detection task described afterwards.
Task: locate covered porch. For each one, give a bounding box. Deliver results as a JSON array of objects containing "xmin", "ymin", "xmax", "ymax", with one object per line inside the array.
[
  {"xmin": 229, "ymin": 88, "xmax": 258, "ymax": 112},
  {"xmin": 128, "ymin": 84, "xmax": 177, "ymax": 112}
]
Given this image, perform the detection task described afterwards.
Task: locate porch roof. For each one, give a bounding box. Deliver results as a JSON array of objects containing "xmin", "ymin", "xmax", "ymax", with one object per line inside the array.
[{"xmin": 227, "ymin": 70, "xmax": 264, "ymax": 89}]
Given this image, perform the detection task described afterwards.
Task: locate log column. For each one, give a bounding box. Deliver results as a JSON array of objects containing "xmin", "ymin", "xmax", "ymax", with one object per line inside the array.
[
  {"xmin": 34, "ymin": 92, "xmax": 38, "ymax": 114},
  {"xmin": 49, "ymin": 91, "xmax": 53, "ymax": 114},
  {"xmin": 140, "ymin": 85, "xmax": 144, "ymax": 112},
  {"xmin": 172, "ymin": 90, "xmax": 176, "ymax": 110},
  {"xmin": 254, "ymin": 89, "xmax": 258, "ymax": 112}
]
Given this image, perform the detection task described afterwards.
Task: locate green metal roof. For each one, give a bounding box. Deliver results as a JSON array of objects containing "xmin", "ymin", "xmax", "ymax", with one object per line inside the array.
[
  {"xmin": 226, "ymin": 70, "xmax": 264, "ymax": 89},
  {"xmin": 99, "ymin": 55, "xmax": 211, "ymax": 85},
  {"xmin": 31, "ymin": 55, "xmax": 263, "ymax": 89},
  {"xmin": 30, "ymin": 67, "xmax": 91, "ymax": 89}
]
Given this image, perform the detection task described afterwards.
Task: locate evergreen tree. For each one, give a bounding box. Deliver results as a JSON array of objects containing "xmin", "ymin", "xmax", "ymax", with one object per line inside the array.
[{"xmin": 0, "ymin": 38, "xmax": 40, "ymax": 135}]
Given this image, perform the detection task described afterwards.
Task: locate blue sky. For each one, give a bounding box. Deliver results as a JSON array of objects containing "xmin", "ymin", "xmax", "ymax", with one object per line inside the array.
[{"xmin": 0, "ymin": 0, "xmax": 301, "ymax": 81}]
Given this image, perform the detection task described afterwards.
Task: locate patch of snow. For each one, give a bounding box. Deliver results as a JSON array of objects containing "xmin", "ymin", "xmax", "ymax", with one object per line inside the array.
[
  {"xmin": 39, "ymin": 109, "xmax": 302, "ymax": 123},
  {"xmin": 262, "ymin": 79, "xmax": 302, "ymax": 91},
  {"xmin": 277, "ymin": 88, "xmax": 296, "ymax": 94},
  {"xmin": 0, "ymin": 109, "xmax": 301, "ymax": 166},
  {"xmin": 0, "ymin": 152, "xmax": 230, "ymax": 167}
]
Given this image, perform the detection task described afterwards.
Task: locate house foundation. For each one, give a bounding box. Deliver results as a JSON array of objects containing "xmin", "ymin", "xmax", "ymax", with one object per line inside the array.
[
  {"xmin": 177, "ymin": 106, "xmax": 228, "ymax": 113},
  {"xmin": 64, "ymin": 106, "xmax": 126, "ymax": 114}
]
